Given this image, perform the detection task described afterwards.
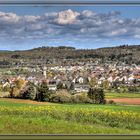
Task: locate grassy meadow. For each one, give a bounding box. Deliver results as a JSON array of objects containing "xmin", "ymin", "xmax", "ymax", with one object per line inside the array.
[
  {"xmin": 105, "ymin": 92, "xmax": 140, "ymax": 99},
  {"xmin": 0, "ymin": 98, "xmax": 140, "ymax": 134}
]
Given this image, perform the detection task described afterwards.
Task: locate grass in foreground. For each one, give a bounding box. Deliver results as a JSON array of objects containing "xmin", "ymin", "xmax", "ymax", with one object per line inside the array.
[
  {"xmin": 0, "ymin": 115, "xmax": 139, "ymax": 134},
  {"xmin": 0, "ymin": 98, "xmax": 140, "ymax": 134}
]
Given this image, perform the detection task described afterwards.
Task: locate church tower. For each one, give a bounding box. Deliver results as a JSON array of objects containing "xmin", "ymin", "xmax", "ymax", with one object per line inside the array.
[{"xmin": 43, "ymin": 66, "xmax": 47, "ymax": 79}]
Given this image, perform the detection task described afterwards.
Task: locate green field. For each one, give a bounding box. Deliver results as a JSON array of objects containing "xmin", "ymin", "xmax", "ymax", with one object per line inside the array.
[
  {"xmin": 105, "ymin": 92, "xmax": 140, "ymax": 99},
  {"xmin": 0, "ymin": 98, "xmax": 140, "ymax": 134}
]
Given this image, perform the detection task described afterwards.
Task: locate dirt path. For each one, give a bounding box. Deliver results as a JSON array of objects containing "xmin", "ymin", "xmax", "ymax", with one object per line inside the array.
[
  {"xmin": 107, "ymin": 98, "xmax": 140, "ymax": 105},
  {"xmin": 0, "ymin": 98, "xmax": 52, "ymax": 105}
]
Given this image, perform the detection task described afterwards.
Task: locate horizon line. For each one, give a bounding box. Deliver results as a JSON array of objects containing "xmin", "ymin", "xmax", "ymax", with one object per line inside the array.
[{"xmin": 0, "ymin": 44, "xmax": 139, "ymax": 52}]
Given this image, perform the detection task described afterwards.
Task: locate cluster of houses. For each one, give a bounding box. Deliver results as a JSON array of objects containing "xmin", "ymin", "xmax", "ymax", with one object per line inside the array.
[{"xmin": 0, "ymin": 61, "xmax": 140, "ymax": 93}]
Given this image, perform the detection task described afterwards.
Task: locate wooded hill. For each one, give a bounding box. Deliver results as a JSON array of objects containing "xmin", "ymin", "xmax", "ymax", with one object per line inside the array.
[{"xmin": 0, "ymin": 44, "xmax": 139, "ymax": 67}]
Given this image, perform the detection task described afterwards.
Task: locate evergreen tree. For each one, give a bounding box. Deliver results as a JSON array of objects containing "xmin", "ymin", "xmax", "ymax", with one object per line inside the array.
[{"xmin": 36, "ymin": 81, "xmax": 49, "ymax": 101}]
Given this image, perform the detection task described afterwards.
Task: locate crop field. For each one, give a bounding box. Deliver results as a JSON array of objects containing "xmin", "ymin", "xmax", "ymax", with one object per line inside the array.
[
  {"xmin": 0, "ymin": 98, "xmax": 140, "ymax": 134},
  {"xmin": 105, "ymin": 92, "xmax": 140, "ymax": 105}
]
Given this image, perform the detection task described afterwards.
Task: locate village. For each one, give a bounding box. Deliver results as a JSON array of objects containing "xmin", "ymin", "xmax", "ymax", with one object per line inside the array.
[{"xmin": 0, "ymin": 60, "xmax": 140, "ymax": 94}]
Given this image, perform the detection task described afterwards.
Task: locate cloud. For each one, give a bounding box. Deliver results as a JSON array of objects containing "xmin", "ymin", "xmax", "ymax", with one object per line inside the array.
[
  {"xmin": 0, "ymin": 9, "xmax": 140, "ymax": 43},
  {"xmin": 24, "ymin": 15, "xmax": 40, "ymax": 23},
  {"xmin": 0, "ymin": 11, "xmax": 20, "ymax": 24},
  {"xmin": 54, "ymin": 9, "xmax": 80, "ymax": 25},
  {"xmin": 81, "ymin": 10, "xmax": 96, "ymax": 18}
]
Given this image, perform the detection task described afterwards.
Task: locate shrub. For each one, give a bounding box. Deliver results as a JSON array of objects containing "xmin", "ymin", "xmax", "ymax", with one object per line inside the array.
[
  {"xmin": 117, "ymin": 85, "xmax": 128, "ymax": 93},
  {"xmin": 128, "ymin": 86, "xmax": 140, "ymax": 93},
  {"xmin": 49, "ymin": 90, "xmax": 72, "ymax": 103},
  {"xmin": 107, "ymin": 100, "xmax": 116, "ymax": 104},
  {"xmin": 69, "ymin": 90, "xmax": 76, "ymax": 95},
  {"xmin": 43, "ymin": 90, "xmax": 55, "ymax": 102},
  {"xmin": 71, "ymin": 93, "xmax": 92, "ymax": 103},
  {"xmin": 49, "ymin": 94, "xmax": 60, "ymax": 103},
  {"xmin": 50, "ymin": 91, "xmax": 92, "ymax": 104},
  {"xmin": 87, "ymin": 87, "xmax": 106, "ymax": 104},
  {"xmin": 0, "ymin": 92, "xmax": 10, "ymax": 98}
]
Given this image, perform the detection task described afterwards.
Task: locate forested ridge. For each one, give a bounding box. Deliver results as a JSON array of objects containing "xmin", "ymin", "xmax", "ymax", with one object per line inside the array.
[{"xmin": 0, "ymin": 44, "xmax": 139, "ymax": 67}]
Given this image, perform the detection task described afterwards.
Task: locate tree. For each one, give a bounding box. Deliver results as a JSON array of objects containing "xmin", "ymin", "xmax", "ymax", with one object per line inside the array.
[
  {"xmin": 89, "ymin": 77, "xmax": 98, "ymax": 88},
  {"xmin": 57, "ymin": 82, "xmax": 63, "ymax": 90},
  {"xmin": 28, "ymin": 84, "xmax": 37, "ymax": 100},
  {"xmin": 87, "ymin": 87, "xmax": 105, "ymax": 104},
  {"xmin": 69, "ymin": 82, "xmax": 75, "ymax": 90},
  {"xmin": 0, "ymin": 83, "xmax": 3, "ymax": 91},
  {"xmin": 15, "ymin": 78, "xmax": 26, "ymax": 90},
  {"xmin": 10, "ymin": 86, "xmax": 20, "ymax": 98},
  {"xmin": 3, "ymin": 85, "xmax": 10, "ymax": 92},
  {"xmin": 20, "ymin": 82, "xmax": 37, "ymax": 100},
  {"xmin": 9, "ymin": 78, "xmax": 26, "ymax": 98},
  {"xmin": 103, "ymin": 79, "xmax": 110, "ymax": 91},
  {"xmin": 36, "ymin": 81, "xmax": 49, "ymax": 101}
]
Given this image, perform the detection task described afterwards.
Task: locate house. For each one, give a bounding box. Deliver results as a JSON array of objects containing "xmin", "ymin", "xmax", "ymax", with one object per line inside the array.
[
  {"xmin": 108, "ymin": 76, "xmax": 113, "ymax": 83},
  {"xmin": 2, "ymin": 82, "xmax": 10, "ymax": 88},
  {"xmin": 133, "ymin": 76, "xmax": 140, "ymax": 82},
  {"xmin": 77, "ymin": 77, "xmax": 84, "ymax": 84},
  {"xmin": 136, "ymin": 65, "xmax": 140, "ymax": 70},
  {"xmin": 74, "ymin": 84, "xmax": 90, "ymax": 93},
  {"xmin": 48, "ymin": 84, "xmax": 57, "ymax": 91}
]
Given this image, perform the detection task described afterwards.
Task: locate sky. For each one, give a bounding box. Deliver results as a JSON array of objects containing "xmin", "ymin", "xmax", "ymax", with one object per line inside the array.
[{"xmin": 0, "ymin": 5, "xmax": 140, "ymax": 50}]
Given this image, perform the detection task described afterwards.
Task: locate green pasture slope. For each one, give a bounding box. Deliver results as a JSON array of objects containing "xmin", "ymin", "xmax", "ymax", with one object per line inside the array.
[{"xmin": 0, "ymin": 98, "xmax": 140, "ymax": 134}]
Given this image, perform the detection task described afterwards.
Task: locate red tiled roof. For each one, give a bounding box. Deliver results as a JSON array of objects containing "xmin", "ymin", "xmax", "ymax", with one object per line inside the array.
[{"xmin": 134, "ymin": 76, "xmax": 140, "ymax": 79}]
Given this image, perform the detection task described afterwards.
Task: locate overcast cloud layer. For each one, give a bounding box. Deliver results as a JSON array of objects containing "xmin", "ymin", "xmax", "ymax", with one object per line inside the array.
[{"xmin": 0, "ymin": 9, "xmax": 140, "ymax": 49}]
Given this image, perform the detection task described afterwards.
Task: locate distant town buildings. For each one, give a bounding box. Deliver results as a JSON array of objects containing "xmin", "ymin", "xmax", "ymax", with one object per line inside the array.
[{"xmin": 0, "ymin": 61, "xmax": 140, "ymax": 92}]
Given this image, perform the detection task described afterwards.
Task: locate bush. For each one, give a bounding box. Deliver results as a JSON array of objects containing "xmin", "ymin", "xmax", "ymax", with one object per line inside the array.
[
  {"xmin": 107, "ymin": 100, "xmax": 116, "ymax": 104},
  {"xmin": 87, "ymin": 87, "xmax": 106, "ymax": 104},
  {"xmin": 128, "ymin": 86, "xmax": 140, "ymax": 93},
  {"xmin": 49, "ymin": 90, "xmax": 72, "ymax": 103},
  {"xmin": 117, "ymin": 85, "xmax": 128, "ymax": 93},
  {"xmin": 43, "ymin": 90, "xmax": 55, "ymax": 102},
  {"xmin": 69, "ymin": 90, "xmax": 76, "ymax": 95},
  {"xmin": 50, "ymin": 90, "xmax": 92, "ymax": 104},
  {"xmin": 0, "ymin": 92, "xmax": 10, "ymax": 98},
  {"xmin": 71, "ymin": 93, "xmax": 92, "ymax": 103}
]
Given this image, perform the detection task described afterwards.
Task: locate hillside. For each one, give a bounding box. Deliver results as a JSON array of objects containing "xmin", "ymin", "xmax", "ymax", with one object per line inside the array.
[{"xmin": 0, "ymin": 45, "xmax": 139, "ymax": 67}]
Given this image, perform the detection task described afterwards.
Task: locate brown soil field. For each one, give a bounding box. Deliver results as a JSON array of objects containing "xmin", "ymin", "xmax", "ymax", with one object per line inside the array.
[
  {"xmin": 107, "ymin": 98, "xmax": 140, "ymax": 105},
  {"xmin": 0, "ymin": 98, "xmax": 52, "ymax": 105}
]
